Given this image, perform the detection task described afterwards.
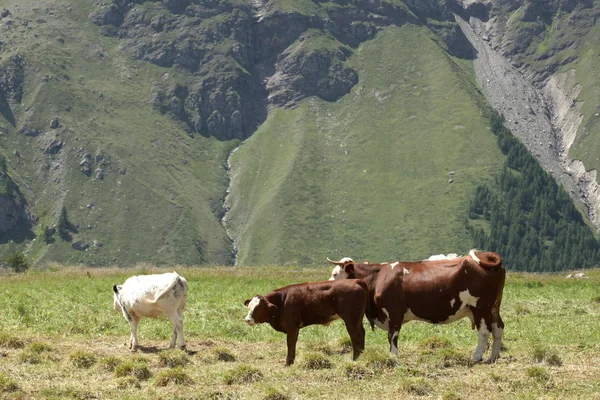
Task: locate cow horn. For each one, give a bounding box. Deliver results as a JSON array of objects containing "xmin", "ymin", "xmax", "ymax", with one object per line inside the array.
[{"xmin": 327, "ymin": 257, "xmax": 343, "ymax": 266}]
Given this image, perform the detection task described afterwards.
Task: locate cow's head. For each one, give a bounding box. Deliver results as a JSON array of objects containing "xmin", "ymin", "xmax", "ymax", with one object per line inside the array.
[
  {"xmin": 327, "ymin": 257, "xmax": 355, "ymax": 280},
  {"xmin": 243, "ymin": 295, "xmax": 277, "ymax": 326},
  {"xmin": 112, "ymin": 284, "xmax": 123, "ymax": 312}
]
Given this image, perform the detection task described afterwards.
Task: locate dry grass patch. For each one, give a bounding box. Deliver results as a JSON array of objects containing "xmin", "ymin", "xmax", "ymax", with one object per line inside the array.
[
  {"xmin": 360, "ymin": 347, "xmax": 398, "ymax": 371},
  {"xmin": 340, "ymin": 361, "xmax": 372, "ymax": 380},
  {"xmin": 19, "ymin": 341, "xmax": 54, "ymax": 364},
  {"xmin": 263, "ymin": 387, "xmax": 290, "ymax": 400},
  {"xmin": 223, "ymin": 364, "xmax": 263, "ymax": 385},
  {"xmin": 98, "ymin": 355, "xmax": 122, "ymax": 372},
  {"xmin": 401, "ymin": 377, "xmax": 433, "ymax": 396},
  {"xmin": 526, "ymin": 366, "xmax": 550, "ymax": 383},
  {"xmin": 532, "ymin": 345, "xmax": 563, "ymax": 366},
  {"xmin": 116, "ymin": 376, "xmax": 141, "ymax": 389},
  {"xmin": 153, "ymin": 367, "xmax": 193, "ymax": 386}
]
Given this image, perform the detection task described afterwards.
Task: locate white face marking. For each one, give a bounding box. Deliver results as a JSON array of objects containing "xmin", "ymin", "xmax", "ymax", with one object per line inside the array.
[
  {"xmin": 469, "ymin": 249, "xmax": 481, "ymax": 265},
  {"xmin": 390, "ymin": 262, "xmax": 399, "ymax": 270},
  {"xmin": 403, "ymin": 268, "xmax": 410, "ymax": 276},
  {"xmin": 329, "ymin": 265, "xmax": 348, "ymax": 281},
  {"xmin": 245, "ymin": 297, "xmax": 261, "ymax": 325}
]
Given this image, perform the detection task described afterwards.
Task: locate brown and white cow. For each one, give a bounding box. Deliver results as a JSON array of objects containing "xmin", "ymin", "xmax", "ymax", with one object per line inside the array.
[
  {"xmin": 328, "ymin": 250, "xmax": 506, "ymax": 363},
  {"xmin": 244, "ymin": 280, "xmax": 368, "ymax": 366}
]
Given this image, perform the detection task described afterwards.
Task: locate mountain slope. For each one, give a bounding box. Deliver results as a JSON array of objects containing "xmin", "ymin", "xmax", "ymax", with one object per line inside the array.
[{"xmin": 226, "ymin": 25, "xmax": 506, "ymax": 265}]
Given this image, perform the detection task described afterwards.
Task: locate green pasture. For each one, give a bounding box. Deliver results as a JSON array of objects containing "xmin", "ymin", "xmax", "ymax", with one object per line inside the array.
[{"xmin": 1, "ymin": 266, "xmax": 599, "ymax": 399}]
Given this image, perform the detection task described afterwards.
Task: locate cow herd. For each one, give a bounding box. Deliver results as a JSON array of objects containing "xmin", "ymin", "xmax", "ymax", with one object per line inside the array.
[{"xmin": 113, "ymin": 249, "xmax": 506, "ymax": 366}]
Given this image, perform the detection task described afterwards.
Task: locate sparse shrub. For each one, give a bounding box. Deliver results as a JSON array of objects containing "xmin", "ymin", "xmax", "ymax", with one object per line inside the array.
[
  {"xmin": 153, "ymin": 367, "xmax": 193, "ymax": 386},
  {"xmin": 263, "ymin": 387, "xmax": 289, "ymax": 400},
  {"xmin": 402, "ymin": 378, "xmax": 433, "ymax": 396},
  {"xmin": 341, "ymin": 362, "xmax": 371, "ymax": 380},
  {"xmin": 114, "ymin": 361, "xmax": 151, "ymax": 380},
  {"xmin": 361, "ymin": 348, "xmax": 397, "ymax": 370},
  {"xmin": 299, "ymin": 352, "xmax": 332, "ymax": 370},
  {"xmin": 68, "ymin": 349, "xmax": 97, "ymax": 368},
  {"xmin": 6, "ymin": 252, "xmax": 29, "ymax": 273},
  {"xmin": 223, "ymin": 365, "xmax": 263, "ymax": 385},
  {"xmin": 116, "ymin": 376, "xmax": 141, "ymax": 389},
  {"xmin": 526, "ymin": 366, "xmax": 549, "ymax": 382},
  {"xmin": 0, "ymin": 332, "xmax": 25, "ymax": 349},
  {"xmin": 212, "ymin": 347, "xmax": 236, "ymax": 362},
  {"xmin": 158, "ymin": 349, "xmax": 190, "ymax": 367},
  {"xmin": 0, "ymin": 373, "xmax": 19, "ymax": 393}
]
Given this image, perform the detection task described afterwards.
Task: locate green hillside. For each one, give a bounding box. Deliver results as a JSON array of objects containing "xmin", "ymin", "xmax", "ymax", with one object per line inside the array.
[{"xmin": 227, "ymin": 25, "xmax": 505, "ymax": 265}]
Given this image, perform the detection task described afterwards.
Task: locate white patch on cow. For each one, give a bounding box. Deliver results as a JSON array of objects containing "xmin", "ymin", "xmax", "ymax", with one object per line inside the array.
[
  {"xmin": 426, "ymin": 253, "xmax": 460, "ymax": 261},
  {"xmin": 469, "ymin": 249, "xmax": 481, "ymax": 265},
  {"xmin": 244, "ymin": 296, "xmax": 261, "ymax": 326},
  {"xmin": 450, "ymin": 298, "xmax": 456, "ymax": 308},
  {"xmin": 329, "ymin": 265, "xmax": 348, "ymax": 281},
  {"xmin": 459, "ymin": 289, "xmax": 479, "ymax": 308},
  {"xmin": 403, "ymin": 268, "xmax": 410, "ymax": 275},
  {"xmin": 472, "ymin": 322, "xmax": 490, "ymax": 362},
  {"xmin": 374, "ymin": 308, "xmax": 390, "ymax": 330},
  {"xmin": 390, "ymin": 262, "xmax": 399, "ymax": 270}
]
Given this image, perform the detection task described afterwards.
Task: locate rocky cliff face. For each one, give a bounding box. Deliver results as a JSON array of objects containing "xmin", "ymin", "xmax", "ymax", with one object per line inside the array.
[
  {"xmin": 452, "ymin": 0, "xmax": 600, "ymax": 230},
  {"xmin": 88, "ymin": 0, "xmax": 469, "ymax": 140}
]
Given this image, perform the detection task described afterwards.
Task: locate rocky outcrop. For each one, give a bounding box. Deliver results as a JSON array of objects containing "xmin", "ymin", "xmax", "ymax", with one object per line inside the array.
[
  {"xmin": 89, "ymin": 0, "xmax": 466, "ymax": 141},
  {"xmin": 0, "ymin": 55, "xmax": 24, "ymax": 126},
  {"xmin": 0, "ymin": 161, "xmax": 26, "ymax": 233}
]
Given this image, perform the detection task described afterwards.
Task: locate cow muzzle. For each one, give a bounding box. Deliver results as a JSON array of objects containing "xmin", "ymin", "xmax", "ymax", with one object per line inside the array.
[{"xmin": 244, "ymin": 317, "xmax": 255, "ymax": 326}]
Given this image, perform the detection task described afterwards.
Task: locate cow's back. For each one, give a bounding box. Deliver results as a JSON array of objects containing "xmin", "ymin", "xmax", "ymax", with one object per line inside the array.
[{"xmin": 121, "ymin": 272, "xmax": 187, "ymax": 318}]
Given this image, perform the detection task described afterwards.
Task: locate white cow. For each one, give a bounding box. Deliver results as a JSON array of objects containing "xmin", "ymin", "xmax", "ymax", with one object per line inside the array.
[{"xmin": 113, "ymin": 272, "xmax": 188, "ymax": 351}]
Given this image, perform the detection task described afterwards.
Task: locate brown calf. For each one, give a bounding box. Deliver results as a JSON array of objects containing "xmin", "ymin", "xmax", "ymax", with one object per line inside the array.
[
  {"xmin": 244, "ymin": 279, "xmax": 368, "ymax": 366},
  {"xmin": 328, "ymin": 250, "xmax": 506, "ymax": 362}
]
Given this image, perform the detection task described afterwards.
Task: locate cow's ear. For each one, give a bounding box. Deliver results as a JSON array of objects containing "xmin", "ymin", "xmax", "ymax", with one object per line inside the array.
[
  {"xmin": 268, "ymin": 302, "xmax": 278, "ymax": 316},
  {"xmin": 113, "ymin": 285, "xmax": 119, "ymax": 294},
  {"xmin": 244, "ymin": 299, "xmax": 250, "ymax": 306},
  {"xmin": 344, "ymin": 262, "xmax": 355, "ymax": 274}
]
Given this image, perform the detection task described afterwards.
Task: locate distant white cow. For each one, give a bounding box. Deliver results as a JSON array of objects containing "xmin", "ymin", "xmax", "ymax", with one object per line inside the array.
[{"xmin": 113, "ymin": 272, "xmax": 188, "ymax": 351}]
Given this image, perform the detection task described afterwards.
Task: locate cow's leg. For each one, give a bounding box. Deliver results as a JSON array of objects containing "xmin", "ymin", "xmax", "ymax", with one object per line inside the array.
[
  {"xmin": 285, "ymin": 329, "xmax": 299, "ymax": 366},
  {"xmin": 388, "ymin": 323, "xmax": 401, "ymax": 356},
  {"xmin": 488, "ymin": 315, "xmax": 504, "ymax": 363},
  {"xmin": 167, "ymin": 312, "xmax": 185, "ymax": 349},
  {"xmin": 343, "ymin": 319, "xmax": 365, "ymax": 360},
  {"xmin": 472, "ymin": 316, "xmax": 491, "ymax": 362},
  {"xmin": 129, "ymin": 316, "xmax": 140, "ymax": 351}
]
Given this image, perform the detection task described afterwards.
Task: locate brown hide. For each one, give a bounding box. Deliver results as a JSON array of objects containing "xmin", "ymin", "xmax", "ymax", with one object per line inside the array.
[
  {"xmin": 329, "ymin": 250, "xmax": 506, "ymax": 362},
  {"xmin": 244, "ymin": 279, "xmax": 368, "ymax": 366}
]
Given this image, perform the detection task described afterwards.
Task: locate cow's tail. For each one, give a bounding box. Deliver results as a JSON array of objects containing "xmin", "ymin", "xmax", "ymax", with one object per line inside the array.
[
  {"xmin": 492, "ymin": 270, "xmax": 506, "ymax": 326},
  {"xmin": 469, "ymin": 249, "xmax": 503, "ymax": 271},
  {"xmin": 356, "ymin": 279, "xmax": 377, "ymax": 331},
  {"xmin": 151, "ymin": 273, "xmax": 182, "ymax": 303}
]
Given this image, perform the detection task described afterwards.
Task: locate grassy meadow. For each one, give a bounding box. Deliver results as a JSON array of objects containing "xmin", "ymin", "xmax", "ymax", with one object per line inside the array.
[{"xmin": 1, "ymin": 265, "xmax": 600, "ymax": 399}]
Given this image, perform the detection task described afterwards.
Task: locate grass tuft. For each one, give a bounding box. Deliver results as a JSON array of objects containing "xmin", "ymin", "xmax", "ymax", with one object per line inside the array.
[
  {"xmin": 116, "ymin": 376, "xmax": 141, "ymax": 389},
  {"xmin": 334, "ymin": 336, "xmax": 353, "ymax": 354},
  {"xmin": 526, "ymin": 366, "xmax": 550, "ymax": 382},
  {"xmin": 153, "ymin": 367, "xmax": 193, "ymax": 386},
  {"xmin": 19, "ymin": 342, "xmax": 54, "ymax": 364},
  {"xmin": 532, "ymin": 345, "xmax": 562, "ymax": 366},
  {"xmin": 442, "ymin": 391, "xmax": 462, "ymax": 400},
  {"xmin": 212, "ymin": 347, "xmax": 236, "ymax": 362},
  {"xmin": 98, "ymin": 356, "xmax": 122, "ymax": 372},
  {"xmin": 299, "ymin": 352, "xmax": 332, "ymax": 370},
  {"xmin": 421, "ymin": 335, "xmax": 452, "ymax": 350},
  {"xmin": 0, "ymin": 332, "xmax": 25, "ymax": 349},
  {"xmin": 223, "ymin": 365, "xmax": 263, "ymax": 385},
  {"xmin": 434, "ymin": 348, "xmax": 471, "ymax": 368},
  {"xmin": 0, "ymin": 373, "xmax": 19, "ymax": 393},
  {"xmin": 263, "ymin": 387, "xmax": 289, "ymax": 400},
  {"xmin": 114, "ymin": 361, "xmax": 151, "ymax": 380},
  {"xmin": 361, "ymin": 348, "xmax": 398, "ymax": 370},
  {"xmin": 592, "ymin": 296, "xmax": 600, "ymax": 303},
  {"xmin": 157, "ymin": 349, "xmax": 190, "ymax": 368},
  {"xmin": 68, "ymin": 349, "xmax": 97, "ymax": 369},
  {"xmin": 340, "ymin": 362, "xmax": 371, "ymax": 380},
  {"xmin": 401, "ymin": 377, "xmax": 433, "ymax": 396}
]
